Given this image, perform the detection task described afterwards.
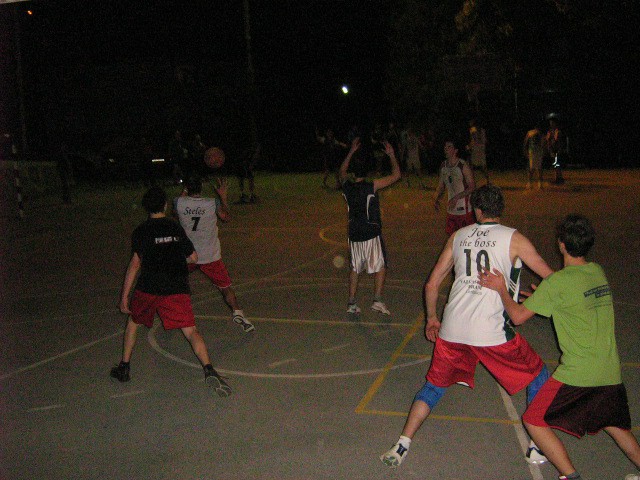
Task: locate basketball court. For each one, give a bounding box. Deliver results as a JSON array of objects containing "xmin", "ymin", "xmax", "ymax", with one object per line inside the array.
[{"xmin": 1, "ymin": 169, "xmax": 639, "ymax": 479}]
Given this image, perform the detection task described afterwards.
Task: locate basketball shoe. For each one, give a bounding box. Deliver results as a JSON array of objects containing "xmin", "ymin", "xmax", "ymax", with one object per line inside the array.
[
  {"xmin": 204, "ymin": 365, "xmax": 232, "ymax": 397},
  {"xmin": 380, "ymin": 442, "xmax": 409, "ymax": 467}
]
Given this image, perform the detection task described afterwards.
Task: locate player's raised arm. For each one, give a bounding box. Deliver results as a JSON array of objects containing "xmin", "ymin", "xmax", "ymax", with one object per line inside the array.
[
  {"xmin": 338, "ymin": 137, "xmax": 361, "ymax": 183},
  {"xmin": 214, "ymin": 177, "xmax": 231, "ymax": 222},
  {"xmin": 373, "ymin": 141, "xmax": 401, "ymax": 192}
]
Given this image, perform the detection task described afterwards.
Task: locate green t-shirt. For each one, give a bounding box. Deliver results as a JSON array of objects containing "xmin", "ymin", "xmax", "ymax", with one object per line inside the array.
[{"xmin": 523, "ymin": 262, "xmax": 622, "ymax": 387}]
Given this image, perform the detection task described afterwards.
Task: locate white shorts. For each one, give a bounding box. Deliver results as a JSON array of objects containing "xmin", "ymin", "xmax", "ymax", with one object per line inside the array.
[{"xmin": 349, "ymin": 236, "xmax": 387, "ymax": 274}]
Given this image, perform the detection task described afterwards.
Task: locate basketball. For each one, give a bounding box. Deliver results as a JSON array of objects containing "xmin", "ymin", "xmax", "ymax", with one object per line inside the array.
[{"xmin": 204, "ymin": 147, "xmax": 225, "ymax": 169}]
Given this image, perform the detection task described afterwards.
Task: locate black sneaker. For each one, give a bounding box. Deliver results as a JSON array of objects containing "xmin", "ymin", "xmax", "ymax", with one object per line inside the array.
[
  {"xmin": 110, "ymin": 363, "xmax": 130, "ymax": 382},
  {"xmin": 204, "ymin": 366, "xmax": 232, "ymax": 397}
]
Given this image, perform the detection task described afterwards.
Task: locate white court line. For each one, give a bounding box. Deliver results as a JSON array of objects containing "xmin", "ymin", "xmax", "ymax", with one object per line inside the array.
[
  {"xmin": 190, "ymin": 249, "xmax": 342, "ymax": 307},
  {"xmin": 4, "ymin": 307, "xmax": 120, "ymax": 326},
  {"xmin": 322, "ymin": 343, "xmax": 350, "ymax": 353},
  {"xmin": 268, "ymin": 358, "xmax": 297, "ymax": 369},
  {"xmin": 0, "ymin": 330, "xmax": 122, "ymax": 382},
  {"xmin": 111, "ymin": 390, "xmax": 145, "ymax": 399},
  {"xmin": 26, "ymin": 404, "xmax": 66, "ymax": 412},
  {"xmin": 497, "ymin": 385, "xmax": 544, "ymax": 480},
  {"xmin": 194, "ymin": 314, "xmax": 410, "ymax": 328},
  {"xmin": 148, "ymin": 322, "xmax": 428, "ymax": 379}
]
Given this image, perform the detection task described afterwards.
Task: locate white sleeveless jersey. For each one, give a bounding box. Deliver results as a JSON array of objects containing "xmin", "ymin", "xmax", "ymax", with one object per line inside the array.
[
  {"xmin": 174, "ymin": 196, "xmax": 221, "ymax": 264},
  {"xmin": 440, "ymin": 159, "xmax": 472, "ymax": 215},
  {"xmin": 439, "ymin": 222, "xmax": 521, "ymax": 346}
]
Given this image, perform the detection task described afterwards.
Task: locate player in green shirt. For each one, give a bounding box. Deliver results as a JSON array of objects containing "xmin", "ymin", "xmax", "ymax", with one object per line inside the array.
[{"xmin": 479, "ymin": 214, "xmax": 640, "ymax": 480}]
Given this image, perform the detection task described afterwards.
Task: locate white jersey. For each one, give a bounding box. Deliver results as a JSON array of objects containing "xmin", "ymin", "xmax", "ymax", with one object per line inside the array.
[
  {"xmin": 439, "ymin": 222, "xmax": 521, "ymax": 346},
  {"xmin": 174, "ymin": 196, "xmax": 221, "ymax": 264},
  {"xmin": 440, "ymin": 159, "xmax": 472, "ymax": 215}
]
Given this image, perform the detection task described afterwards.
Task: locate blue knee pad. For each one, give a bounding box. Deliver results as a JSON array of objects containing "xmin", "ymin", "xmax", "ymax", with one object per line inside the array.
[
  {"xmin": 526, "ymin": 365, "xmax": 550, "ymax": 404},
  {"xmin": 414, "ymin": 381, "xmax": 446, "ymax": 410}
]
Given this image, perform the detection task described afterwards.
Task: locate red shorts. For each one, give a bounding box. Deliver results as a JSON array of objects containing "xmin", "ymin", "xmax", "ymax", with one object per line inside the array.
[
  {"xmin": 426, "ymin": 334, "xmax": 544, "ymax": 395},
  {"xmin": 446, "ymin": 211, "xmax": 476, "ymax": 236},
  {"xmin": 523, "ymin": 377, "xmax": 632, "ymax": 438},
  {"xmin": 189, "ymin": 259, "xmax": 232, "ymax": 289},
  {"xmin": 130, "ymin": 290, "xmax": 195, "ymax": 330}
]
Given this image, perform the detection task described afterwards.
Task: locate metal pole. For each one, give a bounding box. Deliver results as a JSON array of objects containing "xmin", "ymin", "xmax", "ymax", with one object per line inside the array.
[
  {"xmin": 13, "ymin": 4, "xmax": 28, "ymax": 157},
  {"xmin": 243, "ymin": 0, "xmax": 258, "ymax": 147}
]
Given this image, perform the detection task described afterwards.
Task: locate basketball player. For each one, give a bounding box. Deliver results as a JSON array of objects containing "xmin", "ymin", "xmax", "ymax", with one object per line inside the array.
[
  {"xmin": 381, "ymin": 184, "xmax": 552, "ymax": 468},
  {"xmin": 340, "ymin": 137, "xmax": 400, "ymax": 316},
  {"xmin": 111, "ymin": 186, "xmax": 231, "ymax": 397},
  {"xmin": 174, "ymin": 176, "xmax": 255, "ymax": 333},
  {"xmin": 434, "ymin": 140, "xmax": 476, "ymax": 236},
  {"xmin": 480, "ymin": 214, "xmax": 640, "ymax": 480}
]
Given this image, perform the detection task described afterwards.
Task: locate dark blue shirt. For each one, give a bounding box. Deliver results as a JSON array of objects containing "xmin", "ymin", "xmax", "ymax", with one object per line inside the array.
[{"xmin": 342, "ymin": 179, "xmax": 382, "ymax": 242}]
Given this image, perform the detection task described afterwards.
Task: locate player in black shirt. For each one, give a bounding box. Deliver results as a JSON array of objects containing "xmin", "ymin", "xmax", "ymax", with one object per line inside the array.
[
  {"xmin": 340, "ymin": 137, "xmax": 401, "ymax": 316},
  {"xmin": 110, "ymin": 186, "xmax": 231, "ymax": 396}
]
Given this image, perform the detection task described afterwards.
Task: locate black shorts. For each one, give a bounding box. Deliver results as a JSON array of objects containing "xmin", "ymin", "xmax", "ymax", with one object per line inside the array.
[{"xmin": 523, "ymin": 377, "xmax": 632, "ymax": 438}]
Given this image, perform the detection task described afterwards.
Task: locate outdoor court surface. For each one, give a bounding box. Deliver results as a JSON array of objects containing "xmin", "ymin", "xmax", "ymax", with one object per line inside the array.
[{"xmin": 1, "ymin": 169, "xmax": 639, "ymax": 480}]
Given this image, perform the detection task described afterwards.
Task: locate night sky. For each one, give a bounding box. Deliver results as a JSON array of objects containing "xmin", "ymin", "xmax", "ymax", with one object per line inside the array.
[{"xmin": 1, "ymin": 0, "xmax": 638, "ymax": 169}]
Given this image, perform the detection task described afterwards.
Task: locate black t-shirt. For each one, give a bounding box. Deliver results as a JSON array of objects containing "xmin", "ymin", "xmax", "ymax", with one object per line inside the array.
[
  {"xmin": 342, "ymin": 179, "xmax": 382, "ymax": 242},
  {"xmin": 131, "ymin": 217, "xmax": 195, "ymax": 295}
]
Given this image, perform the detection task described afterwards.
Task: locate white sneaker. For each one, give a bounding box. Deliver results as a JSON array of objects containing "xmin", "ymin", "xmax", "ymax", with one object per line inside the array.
[
  {"xmin": 347, "ymin": 303, "xmax": 361, "ymax": 314},
  {"xmin": 525, "ymin": 442, "xmax": 548, "ymax": 464},
  {"xmin": 380, "ymin": 442, "xmax": 408, "ymax": 467},
  {"xmin": 371, "ymin": 301, "xmax": 391, "ymax": 315},
  {"xmin": 625, "ymin": 475, "xmax": 640, "ymax": 480},
  {"xmin": 233, "ymin": 313, "xmax": 255, "ymax": 333}
]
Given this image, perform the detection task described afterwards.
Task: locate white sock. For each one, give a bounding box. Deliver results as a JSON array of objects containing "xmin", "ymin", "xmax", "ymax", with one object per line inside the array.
[
  {"xmin": 398, "ymin": 435, "xmax": 412, "ymax": 448},
  {"xmin": 233, "ymin": 309, "xmax": 244, "ymax": 317}
]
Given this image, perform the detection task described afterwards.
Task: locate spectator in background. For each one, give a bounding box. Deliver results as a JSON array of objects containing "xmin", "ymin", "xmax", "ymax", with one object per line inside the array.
[
  {"xmin": 316, "ymin": 127, "xmax": 347, "ymax": 189},
  {"xmin": 189, "ymin": 133, "xmax": 208, "ymax": 177},
  {"xmin": 523, "ymin": 123, "xmax": 545, "ymax": 190},
  {"xmin": 237, "ymin": 142, "xmax": 261, "ymax": 204},
  {"xmin": 402, "ymin": 127, "xmax": 426, "ymax": 188},
  {"xmin": 167, "ymin": 129, "xmax": 189, "ymax": 184},
  {"xmin": 546, "ymin": 117, "xmax": 567, "ymax": 185},
  {"xmin": 418, "ymin": 125, "xmax": 436, "ymax": 175},
  {"xmin": 467, "ymin": 118, "xmax": 488, "ymax": 183},
  {"xmin": 139, "ymin": 136, "xmax": 156, "ymax": 187},
  {"xmin": 371, "ymin": 123, "xmax": 387, "ymax": 175}
]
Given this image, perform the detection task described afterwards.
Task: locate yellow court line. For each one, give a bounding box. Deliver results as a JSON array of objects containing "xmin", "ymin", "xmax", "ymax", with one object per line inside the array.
[
  {"xmin": 359, "ymin": 408, "xmax": 518, "ymax": 425},
  {"xmin": 359, "ymin": 409, "xmax": 640, "ymax": 430},
  {"xmin": 357, "ymin": 326, "xmax": 640, "ymax": 429},
  {"xmin": 398, "ymin": 353, "xmax": 431, "ymax": 359},
  {"xmin": 355, "ymin": 313, "xmax": 424, "ymax": 414}
]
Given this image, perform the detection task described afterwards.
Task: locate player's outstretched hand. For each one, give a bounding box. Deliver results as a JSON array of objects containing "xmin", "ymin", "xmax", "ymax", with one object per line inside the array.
[
  {"xmin": 349, "ymin": 137, "xmax": 361, "ymax": 154},
  {"xmin": 383, "ymin": 140, "xmax": 395, "ymax": 157},
  {"xmin": 518, "ymin": 283, "xmax": 538, "ymax": 302},
  {"xmin": 214, "ymin": 177, "xmax": 228, "ymax": 199}
]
